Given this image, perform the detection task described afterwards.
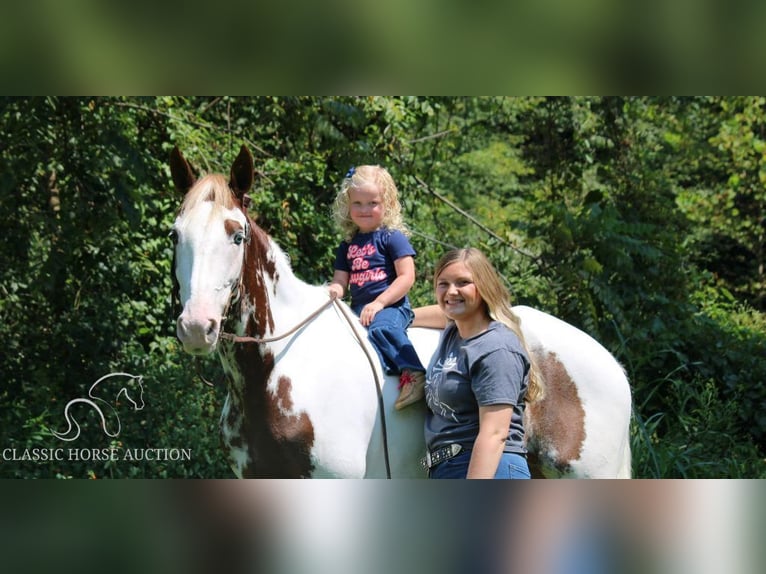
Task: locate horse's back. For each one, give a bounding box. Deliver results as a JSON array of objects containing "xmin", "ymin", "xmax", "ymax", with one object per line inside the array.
[
  {"xmin": 341, "ymin": 305, "xmax": 632, "ymax": 479},
  {"xmin": 363, "ymin": 327, "xmax": 441, "ymax": 478},
  {"xmin": 514, "ymin": 306, "xmax": 628, "ymax": 388},
  {"xmin": 514, "ymin": 306, "xmax": 632, "ymax": 478},
  {"xmin": 405, "ymin": 315, "xmax": 632, "ymax": 478}
]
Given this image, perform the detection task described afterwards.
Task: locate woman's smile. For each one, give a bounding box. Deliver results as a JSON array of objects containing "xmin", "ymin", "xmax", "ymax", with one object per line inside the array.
[{"xmin": 435, "ymin": 261, "xmax": 485, "ymax": 326}]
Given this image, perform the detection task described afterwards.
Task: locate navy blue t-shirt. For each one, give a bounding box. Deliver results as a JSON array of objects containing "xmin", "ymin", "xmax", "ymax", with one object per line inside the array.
[{"xmin": 333, "ymin": 228, "xmax": 416, "ymax": 308}]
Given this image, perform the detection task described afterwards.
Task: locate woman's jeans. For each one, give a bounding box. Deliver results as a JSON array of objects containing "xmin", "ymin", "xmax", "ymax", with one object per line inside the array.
[
  {"xmin": 354, "ymin": 303, "xmax": 424, "ymax": 375},
  {"xmin": 429, "ymin": 451, "xmax": 531, "ymax": 479}
]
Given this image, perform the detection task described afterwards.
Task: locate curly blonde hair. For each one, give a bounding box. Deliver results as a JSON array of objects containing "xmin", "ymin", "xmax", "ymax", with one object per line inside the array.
[
  {"xmin": 332, "ymin": 165, "xmax": 409, "ymax": 241},
  {"xmin": 433, "ymin": 248, "xmax": 544, "ymax": 403}
]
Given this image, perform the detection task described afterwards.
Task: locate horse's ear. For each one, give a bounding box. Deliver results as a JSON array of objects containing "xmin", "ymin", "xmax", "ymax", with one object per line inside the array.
[
  {"xmin": 170, "ymin": 146, "xmax": 197, "ymax": 194},
  {"xmin": 229, "ymin": 145, "xmax": 254, "ymax": 200}
]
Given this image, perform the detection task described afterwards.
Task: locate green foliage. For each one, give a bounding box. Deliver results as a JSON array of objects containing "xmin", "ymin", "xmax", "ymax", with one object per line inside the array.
[
  {"xmin": 674, "ymin": 96, "xmax": 766, "ymax": 310},
  {"xmin": 632, "ymin": 375, "xmax": 766, "ymax": 479},
  {"xmin": 1, "ymin": 96, "xmax": 764, "ymax": 478}
]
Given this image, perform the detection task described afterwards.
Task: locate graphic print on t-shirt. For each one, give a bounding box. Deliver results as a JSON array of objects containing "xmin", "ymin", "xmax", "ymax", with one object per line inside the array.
[
  {"xmin": 347, "ymin": 243, "xmax": 387, "ymax": 287},
  {"xmin": 334, "ymin": 229, "xmax": 416, "ymax": 308},
  {"xmin": 427, "ymin": 354, "xmax": 459, "ymax": 422}
]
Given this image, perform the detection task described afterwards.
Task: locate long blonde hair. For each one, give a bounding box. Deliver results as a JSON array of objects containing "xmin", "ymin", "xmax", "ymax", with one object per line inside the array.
[
  {"xmin": 434, "ymin": 248, "xmax": 544, "ymax": 402},
  {"xmin": 332, "ymin": 165, "xmax": 409, "ymax": 241}
]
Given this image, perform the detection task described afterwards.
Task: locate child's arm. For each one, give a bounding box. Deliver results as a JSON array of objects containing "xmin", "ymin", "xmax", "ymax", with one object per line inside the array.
[
  {"xmin": 358, "ymin": 256, "xmax": 415, "ymax": 326},
  {"xmin": 375, "ymin": 256, "xmax": 415, "ymax": 307},
  {"xmin": 328, "ymin": 270, "xmax": 349, "ymax": 299}
]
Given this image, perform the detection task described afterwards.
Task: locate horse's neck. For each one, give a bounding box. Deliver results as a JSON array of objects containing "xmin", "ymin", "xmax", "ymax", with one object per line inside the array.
[
  {"xmin": 272, "ymin": 252, "xmax": 325, "ymax": 320},
  {"xmin": 238, "ymin": 232, "xmax": 326, "ymax": 337}
]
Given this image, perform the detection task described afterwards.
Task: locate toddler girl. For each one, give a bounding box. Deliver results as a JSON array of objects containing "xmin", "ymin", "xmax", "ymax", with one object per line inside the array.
[{"xmin": 328, "ymin": 166, "xmax": 425, "ymax": 410}]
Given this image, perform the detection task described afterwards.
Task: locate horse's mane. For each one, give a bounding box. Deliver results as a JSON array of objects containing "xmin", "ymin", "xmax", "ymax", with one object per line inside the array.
[{"xmin": 178, "ymin": 174, "xmax": 236, "ymax": 215}]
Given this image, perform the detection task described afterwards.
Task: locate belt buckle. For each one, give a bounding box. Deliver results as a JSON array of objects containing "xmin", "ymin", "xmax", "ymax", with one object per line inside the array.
[
  {"xmin": 421, "ymin": 443, "xmax": 463, "ymax": 470},
  {"xmin": 446, "ymin": 443, "xmax": 462, "ymax": 463}
]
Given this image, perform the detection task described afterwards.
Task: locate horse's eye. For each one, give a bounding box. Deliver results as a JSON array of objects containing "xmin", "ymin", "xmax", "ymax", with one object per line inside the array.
[
  {"xmin": 169, "ymin": 229, "xmax": 178, "ymax": 244},
  {"xmin": 233, "ymin": 231, "xmax": 245, "ymax": 245}
]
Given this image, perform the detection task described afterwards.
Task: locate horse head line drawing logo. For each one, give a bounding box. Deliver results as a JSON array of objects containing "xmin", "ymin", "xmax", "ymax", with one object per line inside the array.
[{"xmin": 51, "ymin": 372, "xmax": 145, "ymax": 442}]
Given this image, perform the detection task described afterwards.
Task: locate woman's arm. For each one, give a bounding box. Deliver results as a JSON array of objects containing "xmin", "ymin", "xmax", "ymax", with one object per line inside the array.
[
  {"xmin": 412, "ymin": 305, "xmax": 448, "ymax": 329},
  {"xmin": 466, "ymin": 404, "xmax": 513, "ymax": 479}
]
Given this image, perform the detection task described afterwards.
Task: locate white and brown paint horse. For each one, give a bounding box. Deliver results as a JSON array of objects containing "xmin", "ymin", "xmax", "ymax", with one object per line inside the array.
[{"xmin": 170, "ymin": 145, "xmax": 633, "ymax": 478}]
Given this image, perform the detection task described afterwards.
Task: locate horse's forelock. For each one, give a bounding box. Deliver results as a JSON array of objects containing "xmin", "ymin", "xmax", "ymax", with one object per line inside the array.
[{"xmin": 178, "ymin": 174, "xmax": 236, "ymax": 217}]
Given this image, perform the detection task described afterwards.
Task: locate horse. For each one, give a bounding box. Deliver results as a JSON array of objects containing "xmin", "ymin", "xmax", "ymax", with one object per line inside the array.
[
  {"xmin": 170, "ymin": 145, "xmax": 633, "ymax": 478},
  {"xmin": 51, "ymin": 372, "xmax": 145, "ymax": 442}
]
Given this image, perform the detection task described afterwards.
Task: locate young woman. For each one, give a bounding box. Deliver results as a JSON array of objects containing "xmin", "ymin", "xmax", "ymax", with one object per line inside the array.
[{"xmin": 414, "ymin": 248, "xmax": 541, "ymax": 478}]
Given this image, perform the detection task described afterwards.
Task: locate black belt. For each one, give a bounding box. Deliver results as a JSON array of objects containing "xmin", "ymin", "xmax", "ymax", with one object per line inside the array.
[{"xmin": 420, "ymin": 443, "xmax": 464, "ymax": 470}]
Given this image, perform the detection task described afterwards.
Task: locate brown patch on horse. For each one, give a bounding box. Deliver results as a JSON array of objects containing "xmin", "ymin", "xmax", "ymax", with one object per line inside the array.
[
  {"xmin": 224, "ymin": 218, "xmax": 243, "ymax": 236},
  {"xmin": 239, "ymin": 223, "xmax": 277, "ymax": 339},
  {"xmin": 267, "ymin": 376, "xmax": 315, "ymax": 462},
  {"xmin": 524, "ymin": 351, "xmax": 586, "ymax": 478},
  {"xmin": 229, "ymin": 345, "xmax": 315, "ymax": 478},
  {"xmin": 217, "ymin": 203, "xmax": 306, "ymax": 477}
]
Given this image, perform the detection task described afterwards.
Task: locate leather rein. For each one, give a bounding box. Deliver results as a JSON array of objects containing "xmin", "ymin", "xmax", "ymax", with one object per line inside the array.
[{"xmin": 216, "ymin": 248, "xmax": 393, "ymax": 479}]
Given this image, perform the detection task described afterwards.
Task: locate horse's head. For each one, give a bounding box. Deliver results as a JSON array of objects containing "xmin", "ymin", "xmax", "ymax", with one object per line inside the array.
[
  {"xmin": 113, "ymin": 374, "xmax": 146, "ymax": 411},
  {"xmin": 170, "ymin": 145, "xmax": 254, "ymax": 355}
]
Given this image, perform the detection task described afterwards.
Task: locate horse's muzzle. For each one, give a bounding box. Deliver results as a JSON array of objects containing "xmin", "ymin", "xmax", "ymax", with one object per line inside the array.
[{"xmin": 177, "ymin": 312, "xmax": 220, "ymax": 355}]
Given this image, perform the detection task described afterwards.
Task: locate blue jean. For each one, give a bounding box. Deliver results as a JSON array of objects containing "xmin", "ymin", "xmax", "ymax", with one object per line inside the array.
[
  {"xmin": 429, "ymin": 451, "xmax": 531, "ymax": 479},
  {"xmin": 354, "ymin": 303, "xmax": 424, "ymax": 375}
]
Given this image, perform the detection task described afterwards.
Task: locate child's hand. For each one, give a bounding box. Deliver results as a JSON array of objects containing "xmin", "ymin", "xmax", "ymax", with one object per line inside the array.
[
  {"xmin": 328, "ymin": 284, "xmax": 344, "ymax": 300},
  {"xmin": 359, "ymin": 301, "xmax": 384, "ymax": 326}
]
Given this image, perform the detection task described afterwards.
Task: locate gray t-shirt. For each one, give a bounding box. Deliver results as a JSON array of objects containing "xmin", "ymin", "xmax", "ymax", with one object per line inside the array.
[{"xmin": 424, "ymin": 321, "xmax": 530, "ymax": 454}]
